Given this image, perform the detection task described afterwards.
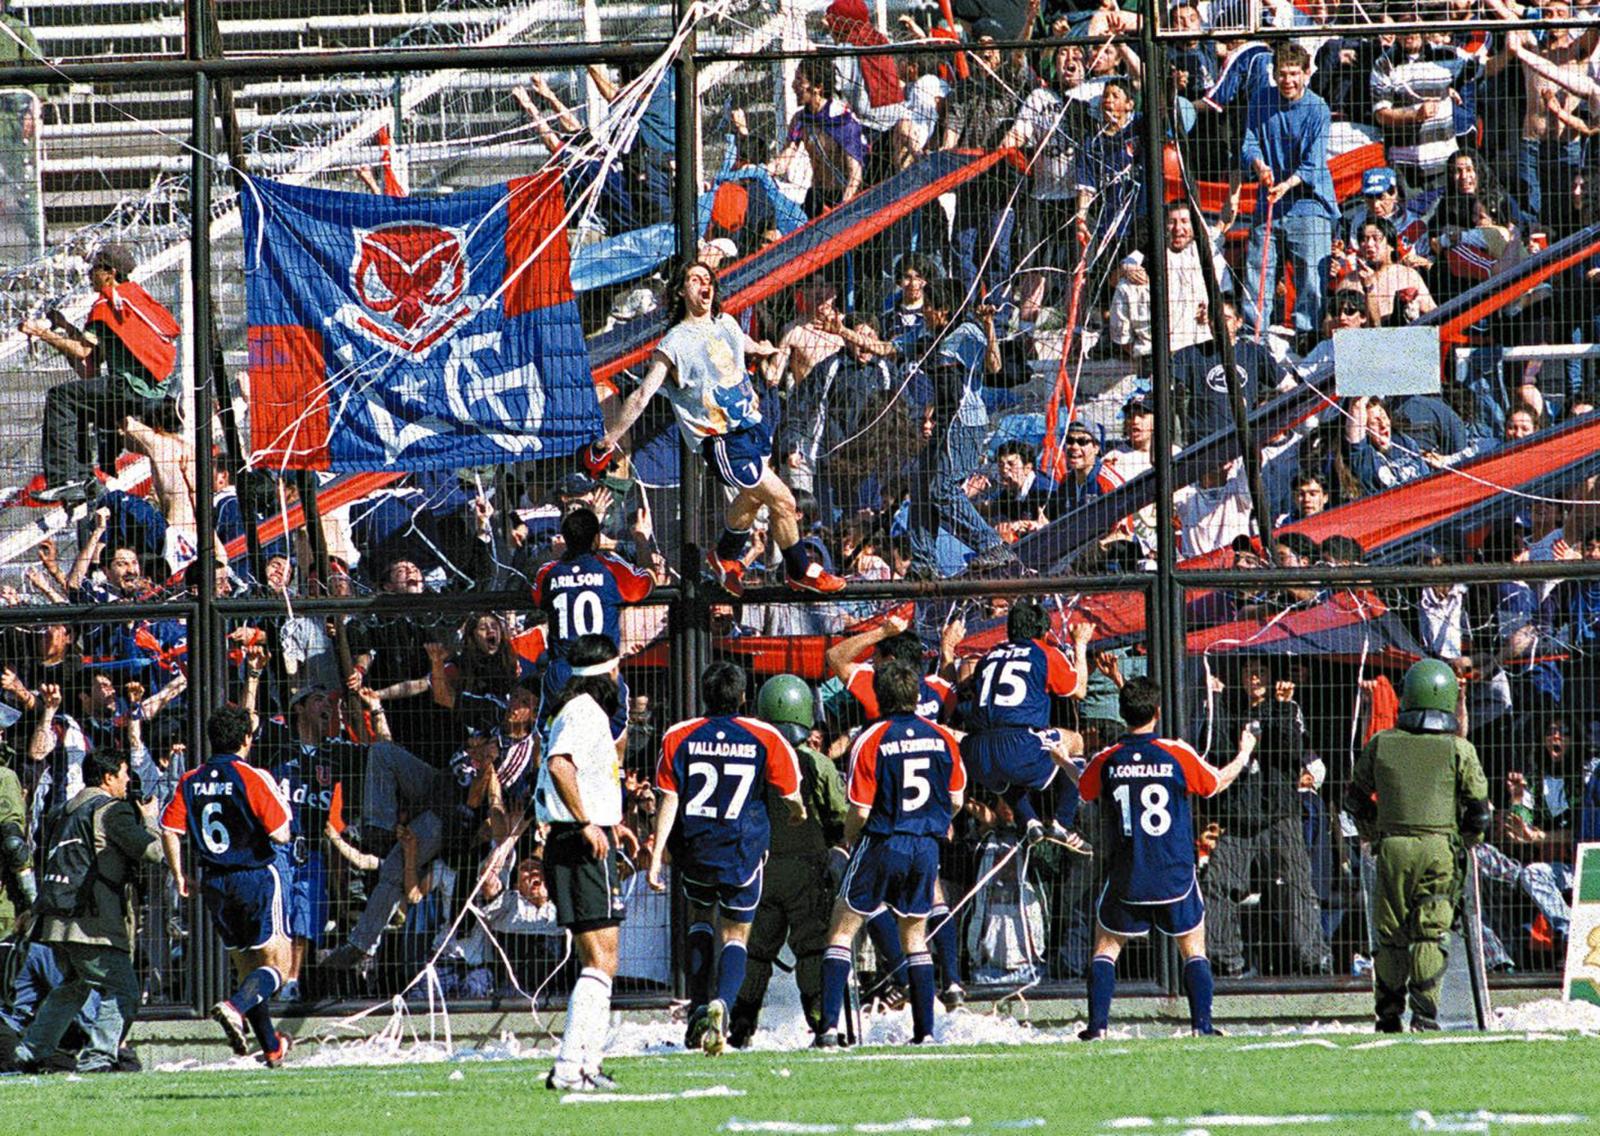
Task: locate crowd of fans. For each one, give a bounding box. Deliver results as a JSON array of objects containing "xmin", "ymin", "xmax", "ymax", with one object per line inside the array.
[{"xmin": 4, "ymin": 0, "xmax": 1600, "ymax": 1021}]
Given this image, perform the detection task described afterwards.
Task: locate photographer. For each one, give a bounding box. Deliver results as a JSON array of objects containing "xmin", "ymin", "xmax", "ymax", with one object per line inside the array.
[{"xmin": 9, "ymin": 749, "xmax": 164, "ymax": 1074}]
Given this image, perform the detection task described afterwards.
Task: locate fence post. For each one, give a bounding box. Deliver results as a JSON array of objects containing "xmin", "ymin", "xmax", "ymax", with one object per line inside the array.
[{"xmin": 1138, "ymin": 7, "xmax": 1187, "ymax": 1001}]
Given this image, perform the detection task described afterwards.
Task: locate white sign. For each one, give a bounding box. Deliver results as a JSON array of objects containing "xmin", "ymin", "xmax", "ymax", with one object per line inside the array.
[{"xmin": 1562, "ymin": 842, "xmax": 1600, "ymax": 1007}]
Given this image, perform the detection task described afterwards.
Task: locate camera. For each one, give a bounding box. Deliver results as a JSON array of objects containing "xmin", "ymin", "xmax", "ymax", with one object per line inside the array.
[{"xmin": 125, "ymin": 766, "xmax": 148, "ymax": 804}]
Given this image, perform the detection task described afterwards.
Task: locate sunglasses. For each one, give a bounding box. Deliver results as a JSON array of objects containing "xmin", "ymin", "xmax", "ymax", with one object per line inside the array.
[
  {"xmin": 1334, "ymin": 298, "xmax": 1366, "ymax": 315},
  {"xmin": 1065, "ymin": 436, "xmax": 1096, "ymax": 447}
]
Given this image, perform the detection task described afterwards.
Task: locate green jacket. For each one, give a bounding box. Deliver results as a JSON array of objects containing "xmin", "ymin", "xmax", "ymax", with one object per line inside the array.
[
  {"xmin": 766, "ymin": 743, "xmax": 848, "ymax": 858},
  {"xmin": 35, "ymin": 786, "xmax": 162, "ymax": 952},
  {"xmin": 0, "ymin": 14, "xmax": 56, "ymax": 100},
  {"xmin": 1351, "ymin": 728, "xmax": 1489, "ymax": 840},
  {"xmin": 0, "ymin": 764, "xmax": 25, "ymax": 925}
]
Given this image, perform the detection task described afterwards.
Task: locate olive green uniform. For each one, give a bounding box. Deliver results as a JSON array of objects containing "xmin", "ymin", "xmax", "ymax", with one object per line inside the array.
[
  {"xmin": 1350, "ymin": 729, "xmax": 1488, "ymax": 1028},
  {"xmin": 0, "ymin": 764, "xmax": 27, "ymax": 929},
  {"xmin": 731, "ymin": 743, "xmax": 847, "ymax": 1033}
]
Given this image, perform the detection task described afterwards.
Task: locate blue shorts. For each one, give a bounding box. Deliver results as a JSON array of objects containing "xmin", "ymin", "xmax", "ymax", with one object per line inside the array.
[
  {"xmin": 841, "ymin": 833, "xmax": 940, "ymax": 919},
  {"xmin": 702, "ymin": 425, "xmax": 771, "ymax": 492},
  {"xmin": 1095, "ymin": 876, "xmax": 1205, "ymax": 939},
  {"xmin": 680, "ymin": 855, "xmax": 765, "ymax": 924},
  {"xmin": 276, "ymin": 848, "xmax": 328, "ymax": 945},
  {"xmin": 201, "ymin": 863, "xmax": 287, "ymax": 952},
  {"xmin": 965, "ymin": 728, "xmax": 1058, "ymax": 793}
]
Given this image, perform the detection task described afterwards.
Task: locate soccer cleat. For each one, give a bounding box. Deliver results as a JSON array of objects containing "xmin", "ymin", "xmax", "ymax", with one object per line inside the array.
[
  {"xmin": 811, "ymin": 1031, "xmax": 841, "ymax": 1049},
  {"xmin": 939, "ymin": 983, "xmax": 966, "ymax": 1012},
  {"xmin": 878, "ymin": 984, "xmax": 909, "ymax": 1012},
  {"xmin": 210, "ymin": 1001, "xmax": 250, "ymax": 1056},
  {"xmin": 584, "ymin": 1068, "xmax": 619, "ymax": 1091},
  {"xmin": 1048, "ymin": 822, "xmax": 1093, "ymax": 856},
  {"xmin": 785, "ymin": 561, "xmax": 846, "ymax": 595},
  {"xmin": 684, "ymin": 1005, "xmax": 710, "ymax": 1050},
  {"xmin": 1375, "ymin": 1017, "xmax": 1403, "ymax": 1034},
  {"xmin": 1192, "ymin": 1026, "xmax": 1227, "ymax": 1037},
  {"xmin": 702, "ymin": 998, "xmax": 728, "ymax": 1056},
  {"xmin": 1023, "ymin": 819, "xmax": 1047, "ymax": 848},
  {"xmin": 705, "ymin": 551, "xmax": 746, "ymax": 598},
  {"xmin": 1078, "ymin": 1027, "xmax": 1105, "ymax": 1042},
  {"xmin": 546, "ymin": 1067, "xmax": 597, "ymax": 1093},
  {"xmin": 260, "ymin": 1032, "xmax": 293, "ymax": 1068}
]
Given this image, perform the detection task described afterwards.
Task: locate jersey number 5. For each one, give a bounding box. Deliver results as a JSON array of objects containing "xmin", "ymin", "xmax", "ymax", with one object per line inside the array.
[
  {"xmin": 1111, "ymin": 783, "xmax": 1172, "ymax": 837},
  {"xmin": 685, "ymin": 761, "xmax": 757, "ymax": 820}
]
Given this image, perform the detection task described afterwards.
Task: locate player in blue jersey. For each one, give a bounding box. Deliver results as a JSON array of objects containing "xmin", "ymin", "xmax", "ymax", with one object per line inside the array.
[
  {"xmin": 1074, "ymin": 676, "xmax": 1255, "ymax": 1039},
  {"xmin": 161, "ymin": 705, "xmax": 295, "ymax": 1066},
  {"xmin": 257, "ymin": 684, "xmax": 361, "ymax": 1003},
  {"xmin": 648, "ymin": 660, "xmax": 805, "ymax": 1055},
  {"xmin": 816, "ymin": 660, "xmax": 966, "ymax": 1047},
  {"xmin": 531, "ymin": 506, "xmax": 654, "ymax": 734},
  {"xmin": 963, "ymin": 599, "xmax": 1093, "ymax": 850},
  {"xmin": 825, "ymin": 606, "xmax": 966, "ymax": 1008},
  {"xmin": 582, "ymin": 259, "xmax": 845, "ymax": 598}
]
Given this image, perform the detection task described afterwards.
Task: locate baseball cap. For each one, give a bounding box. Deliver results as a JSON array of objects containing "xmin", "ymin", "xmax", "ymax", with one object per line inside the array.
[
  {"xmin": 555, "ymin": 471, "xmax": 600, "ymax": 498},
  {"xmin": 288, "ymin": 684, "xmax": 330, "ymax": 711},
  {"xmin": 1361, "ymin": 167, "xmax": 1398, "ymax": 197},
  {"xmin": 1064, "ymin": 419, "xmax": 1102, "ymax": 445},
  {"xmin": 969, "ymin": 16, "xmax": 1005, "ymax": 40}
]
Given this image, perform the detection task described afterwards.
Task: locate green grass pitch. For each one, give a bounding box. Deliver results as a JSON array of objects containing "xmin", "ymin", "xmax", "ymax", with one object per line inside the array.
[{"xmin": 3, "ymin": 1034, "xmax": 1593, "ymax": 1135}]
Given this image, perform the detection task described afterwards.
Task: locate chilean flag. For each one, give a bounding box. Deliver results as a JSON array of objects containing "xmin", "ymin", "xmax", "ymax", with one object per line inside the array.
[{"xmin": 242, "ymin": 171, "xmax": 599, "ymax": 471}]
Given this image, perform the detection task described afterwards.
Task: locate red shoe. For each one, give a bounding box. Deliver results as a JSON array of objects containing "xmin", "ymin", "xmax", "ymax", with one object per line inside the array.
[
  {"xmin": 786, "ymin": 561, "xmax": 846, "ymax": 595},
  {"xmin": 260, "ymin": 1031, "xmax": 294, "ymax": 1069},
  {"xmin": 705, "ymin": 551, "xmax": 745, "ymax": 598}
]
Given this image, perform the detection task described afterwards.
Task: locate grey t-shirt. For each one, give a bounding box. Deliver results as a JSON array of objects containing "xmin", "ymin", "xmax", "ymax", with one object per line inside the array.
[{"xmin": 657, "ymin": 313, "xmax": 761, "ymax": 443}]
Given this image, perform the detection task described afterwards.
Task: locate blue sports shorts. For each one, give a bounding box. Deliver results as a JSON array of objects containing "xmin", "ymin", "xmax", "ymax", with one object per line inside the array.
[
  {"xmin": 840, "ymin": 833, "xmax": 940, "ymax": 919},
  {"xmin": 201, "ymin": 863, "xmax": 286, "ymax": 952},
  {"xmin": 701, "ymin": 425, "xmax": 771, "ymax": 492}
]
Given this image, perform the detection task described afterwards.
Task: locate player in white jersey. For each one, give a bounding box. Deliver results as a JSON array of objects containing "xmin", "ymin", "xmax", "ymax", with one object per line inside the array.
[
  {"xmin": 583, "ymin": 260, "xmax": 846, "ymax": 598},
  {"xmin": 535, "ymin": 634, "xmax": 630, "ymax": 1092}
]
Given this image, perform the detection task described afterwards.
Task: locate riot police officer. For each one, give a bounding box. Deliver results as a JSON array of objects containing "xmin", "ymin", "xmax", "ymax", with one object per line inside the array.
[
  {"xmin": 726, "ymin": 674, "xmax": 848, "ymax": 1047},
  {"xmin": 1346, "ymin": 659, "xmax": 1489, "ymax": 1032}
]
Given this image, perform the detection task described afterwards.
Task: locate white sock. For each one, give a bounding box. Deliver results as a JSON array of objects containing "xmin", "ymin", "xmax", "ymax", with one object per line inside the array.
[{"xmin": 568, "ymin": 967, "xmax": 613, "ymax": 1075}]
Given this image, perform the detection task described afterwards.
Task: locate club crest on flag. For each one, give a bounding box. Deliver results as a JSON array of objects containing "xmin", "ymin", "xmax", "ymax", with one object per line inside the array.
[
  {"xmin": 242, "ymin": 173, "xmax": 599, "ymax": 472},
  {"xmin": 341, "ymin": 222, "xmax": 475, "ymax": 359}
]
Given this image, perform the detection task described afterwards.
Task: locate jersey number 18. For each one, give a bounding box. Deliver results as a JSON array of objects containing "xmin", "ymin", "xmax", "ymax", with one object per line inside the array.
[{"xmin": 1111, "ymin": 782, "xmax": 1172, "ymax": 837}]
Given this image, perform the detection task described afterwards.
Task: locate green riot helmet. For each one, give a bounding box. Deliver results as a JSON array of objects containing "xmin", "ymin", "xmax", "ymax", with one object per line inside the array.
[
  {"xmin": 1397, "ymin": 658, "xmax": 1459, "ymax": 734},
  {"xmin": 757, "ymin": 673, "xmax": 814, "ymax": 745}
]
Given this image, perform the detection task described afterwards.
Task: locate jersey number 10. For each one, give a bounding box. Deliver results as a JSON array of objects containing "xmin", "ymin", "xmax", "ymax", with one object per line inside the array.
[{"xmin": 552, "ymin": 590, "xmax": 604, "ymax": 638}]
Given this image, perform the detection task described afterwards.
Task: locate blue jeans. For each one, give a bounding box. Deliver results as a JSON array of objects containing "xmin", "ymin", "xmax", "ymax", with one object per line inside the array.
[
  {"xmin": 1517, "ymin": 136, "xmax": 1583, "ymax": 228},
  {"xmin": 906, "ymin": 422, "xmax": 1003, "ymax": 574},
  {"xmin": 16, "ymin": 943, "xmax": 141, "ymax": 1072},
  {"xmin": 951, "ymin": 190, "xmax": 1016, "ymax": 302},
  {"xmin": 1242, "ymin": 210, "xmax": 1332, "ymax": 338}
]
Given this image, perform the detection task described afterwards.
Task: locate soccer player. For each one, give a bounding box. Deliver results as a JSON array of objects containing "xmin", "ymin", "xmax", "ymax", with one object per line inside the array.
[
  {"xmin": 531, "ymin": 505, "xmax": 654, "ymax": 736},
  {"xmin": 1075, "ymin": 676, "xmax": 1255, "ymax": 1039},
  {"xmin": 160, "ymin": 705, "xmax": 294, "ymax": 1067},
  {"xmin": 648, "ymin": 661, "xmax": 806, "ymax": 1055},
  {"xmin": 824, "ymin": 608, "xmax": 964, "ymax": 1008},
  {"xmin": 581, "ymin": 259, "xmax": 846, "ymax": 597},
  {"xmin": 816, "ymin": 660, "xmax": 966, "ymax": 1047},
  {"xmin": 963, "ymin": 599, "xmax": 1093, "ymax": 849},
  {"xmin": 534, "ymin": 636, "xmax": 630, "ymax": 1092}
]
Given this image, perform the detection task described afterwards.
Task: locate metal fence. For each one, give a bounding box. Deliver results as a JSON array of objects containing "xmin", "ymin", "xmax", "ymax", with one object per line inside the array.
[{"xmin": 0, "ymin": 0, "xmax": 1594, "ymax": 1023}]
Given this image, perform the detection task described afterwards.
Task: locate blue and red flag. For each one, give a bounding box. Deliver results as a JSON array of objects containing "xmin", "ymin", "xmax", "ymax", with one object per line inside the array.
[{"xmin": 242, "ymin": 172, "xmax": 598, "ymax": 471}]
